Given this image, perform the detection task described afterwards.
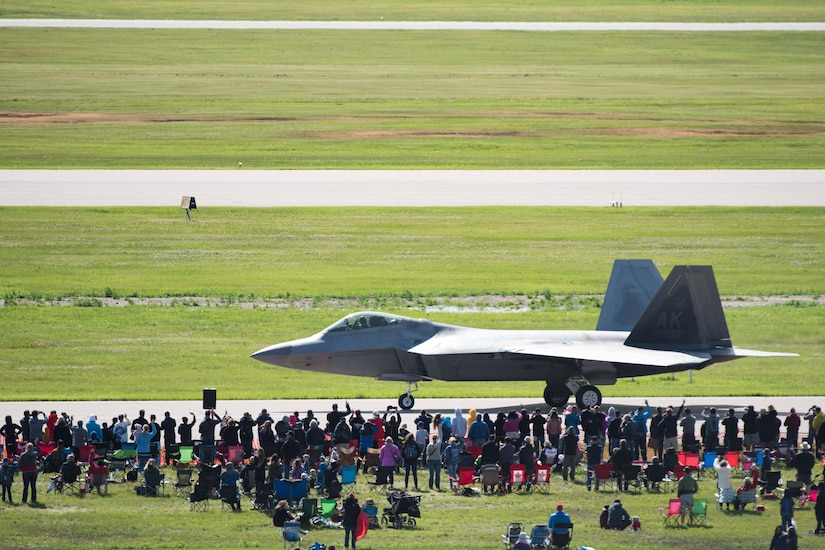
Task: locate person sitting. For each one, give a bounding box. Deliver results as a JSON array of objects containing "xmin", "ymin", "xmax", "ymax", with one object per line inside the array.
[
  {"xmin": 51, "ymin": 453, "xmax": 81, "ymax": 493},
  {"xmin": 609, "ymin": 439, "xmax": 634, "ymax": 491},
  {"xmin": 220, "ymin": 462, "xmax": 242, "ymax": 512},
  {"xmin": 273, "ymin": 499, "xmax": 297, "ymax": 528},
  {"xmin": 607, "ymin": 498, "xmax": 632, "ymax": 530},
  {"xmin": 290, "ymin": 458, "xmax": 305, "ymax": 480},
  {"xmin": 88, "ymin": 457, "xmax": 108, "ymax": 495},
  {"xmin": 769, "ymin": 525, "xmax": 788, "ymax": 550},
  {"xmin": 512, "ymin": 531, "xmax": 532, "ymax": 550},
  {"xmin": 548, "ymin": 503, "xmax": 572, "ymax": 548},
  {"xmin": 144, "ymin": 458, "xmax": 160, "ymax": 476},
  {"xmin": 599, "ymin": 504, "xmax": 609, "ymax": 529},
  {"xmin": 734, "ymin": 477, "xmax": 755, "ymax": 511}
]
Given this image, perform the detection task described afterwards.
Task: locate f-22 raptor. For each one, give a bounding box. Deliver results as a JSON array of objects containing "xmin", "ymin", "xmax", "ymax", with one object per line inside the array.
[{"xmin": 252, "ymin": 260, "xmax": 796, "ymax": 410}]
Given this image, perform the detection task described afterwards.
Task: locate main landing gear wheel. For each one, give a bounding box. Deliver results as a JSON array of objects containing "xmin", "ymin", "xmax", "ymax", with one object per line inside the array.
[
  {"xmin": 544, "ymin": 385, "xmax": 571, "ymax": 408},
  {"xmin": 575, "ymin": 385, "xmax": 602, "ymax": 409},
  {"xmin": 398, "ymin": 393, "xmax": 415, "ymax": 410}
]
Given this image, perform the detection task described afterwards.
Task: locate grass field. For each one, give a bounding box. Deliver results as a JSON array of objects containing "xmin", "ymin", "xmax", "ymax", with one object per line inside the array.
[
  {"xmin": 1, "ymin": 28, "xmax": 823, "ymax": 168},
  {"xmin": 1, "ymin": 206, "xmax": 822, "ymax": 401},
  {"xmin": 2, "ymin": 2, "xmax": 822, "ymax": 549},
  {"xmin": 0, "ymin": 460, "xmax": 819, "ymax": 550},
  {"xmin": 3, "ymin": 0, "xmax": 825, "ymax": 22}
]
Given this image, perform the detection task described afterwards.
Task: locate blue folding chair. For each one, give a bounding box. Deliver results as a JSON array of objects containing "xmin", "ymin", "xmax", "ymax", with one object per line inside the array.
[
  {"xmin": 340, "ymin": 465, "xmax": 357, "ymax": 492},
  {"xmin": 281, "ymin": 521, "xmax": 302, "ymax": 549}
]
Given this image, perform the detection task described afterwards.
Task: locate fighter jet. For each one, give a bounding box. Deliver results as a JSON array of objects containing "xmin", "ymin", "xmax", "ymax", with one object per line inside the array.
[{"xmin": 252, "ymin": 261, "xmax": 796, "ymax": 410}]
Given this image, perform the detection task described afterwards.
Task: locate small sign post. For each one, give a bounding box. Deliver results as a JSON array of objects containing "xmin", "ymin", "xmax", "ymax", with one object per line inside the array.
[{"xmin": 181, "ymin": 196, "xmax": 197, "ymax": 221}]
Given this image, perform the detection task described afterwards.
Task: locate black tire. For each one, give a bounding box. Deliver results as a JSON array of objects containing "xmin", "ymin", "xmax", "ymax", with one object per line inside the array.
[
  {"xmin": 575, "ymin": 385, "xmax": 602, "ymax": 408},
  {"xmin": 398, "ymin": 394, "xmax": 415, "ymax": 410},
  {"xmin": 544, "ymin": 385, "xmax": 570, "ymax": 408}
]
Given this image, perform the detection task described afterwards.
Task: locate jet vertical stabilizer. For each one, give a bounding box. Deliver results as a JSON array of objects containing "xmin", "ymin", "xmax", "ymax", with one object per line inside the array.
[
  {"xmin": 596, "ymin": 259, "xmax": 664, "ymax": 331},
  {"xmin": 624, "ymin": 265, "xmax": 731, "ymax": 350}
]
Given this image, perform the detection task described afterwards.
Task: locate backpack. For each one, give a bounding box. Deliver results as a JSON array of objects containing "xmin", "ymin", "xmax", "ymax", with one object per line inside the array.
[{"xmin": 403, "ymin": 443, "xmax": 419, "ymax": 460}]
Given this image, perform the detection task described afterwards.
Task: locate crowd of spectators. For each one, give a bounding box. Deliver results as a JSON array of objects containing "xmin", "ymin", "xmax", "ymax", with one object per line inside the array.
[{"xmin": 1, "ymin": 399, "xmax": 824, "ymax": 549}]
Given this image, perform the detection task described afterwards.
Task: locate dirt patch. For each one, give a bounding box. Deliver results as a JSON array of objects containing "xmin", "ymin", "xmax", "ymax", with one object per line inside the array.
[{"xmin": 1, "ymin": 294, "xmax": 822, "ymax": 311}]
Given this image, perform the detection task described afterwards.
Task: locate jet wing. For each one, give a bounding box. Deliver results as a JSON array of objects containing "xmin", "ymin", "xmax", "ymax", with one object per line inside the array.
[{"xmin": 408, "ymin": 335, "xmax": 710, "ymax": 368}]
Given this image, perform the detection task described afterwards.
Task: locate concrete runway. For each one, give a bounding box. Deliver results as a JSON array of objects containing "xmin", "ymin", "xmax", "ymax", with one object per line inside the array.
[{"xmin": 2, "ymin": 169, "xmax": 823, "ymax": 207}]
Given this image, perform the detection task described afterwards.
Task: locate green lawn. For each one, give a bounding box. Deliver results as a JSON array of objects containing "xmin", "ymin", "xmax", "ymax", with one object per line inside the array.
[
  {"xmin": 3, "ymin": 0, "xmax": 825, "ymax": 22},
  {"xmin": 1, "ymin": 207, "xmax": 822, "ymax": 401},
  {"xmin": 1, "ymin": 29, "xmax": 823, "ymax": 168},
  {"xmin": 0, "ymin": 460, "xmax": 817, "ymax": 549}
]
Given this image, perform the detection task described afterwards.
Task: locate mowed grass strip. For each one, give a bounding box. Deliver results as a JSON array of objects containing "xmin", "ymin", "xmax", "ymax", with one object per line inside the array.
[
  {"xmin": 1, "ymin": 207, "xmax": 823, "ymax": 297},
  {"xmin": 1, "ymin": 29, "xmax": 823, "ymax": 168},
  {"xmin": 5, "ymin": 0, "xmax": 825, "ymax": 22},
  {"xmin": 0, "ymin": 304, "xmax": 821, "ymax": 401}
]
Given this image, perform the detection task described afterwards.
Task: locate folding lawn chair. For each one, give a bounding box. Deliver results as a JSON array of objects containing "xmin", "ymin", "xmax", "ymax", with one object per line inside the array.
[
  {"xmin": 339, "ymin": 464, "xmax": 357, "ymax": 492},
  {"xmin": 690, "ymin": 498, "xmax": 708, "ymax": 525},
  {"xmin": 659, "ymin": 498, "xmax": 682, "ymax": 526},
  {"xmin": 453, "ymin": 466, "xmax": 476, "ymax": 492},
  {"xmin": 594, "ymin": 463, "xmax": 616, "ymax": 491},
  {"xmin": 529, "ymin": 524, "xmax": 550, "ymax": 548},
  {"xmin": 173, "ymin": 468, "xmax": 193, "ymax": 497},
  {"xmin": 533, "ymin": 465, "xmax": 551, "ymax": 493},
  {"xmin": 280, "ymin": 521, "xmax": 302, "ymax": 550},
  {"xmin": 501, "ymin": 522, "xmax": 524, "ymax": 549},
  {"xmin": 509, "ymin": 464, "xmax": 526, "ymax": 491}
]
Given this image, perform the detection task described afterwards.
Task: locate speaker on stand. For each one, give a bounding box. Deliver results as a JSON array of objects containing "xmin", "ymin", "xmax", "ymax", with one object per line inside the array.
[{"xmin": 203, "ymin": 388, "xmax": 217, "ymax": 410}]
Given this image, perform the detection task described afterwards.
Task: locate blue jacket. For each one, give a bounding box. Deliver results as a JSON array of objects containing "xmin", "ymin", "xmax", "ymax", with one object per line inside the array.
[
  {"xmin": 631, "ymin": 405, "xmax": 651, "ymax": 435},
  {"xmin": 134, "ymin": 424, "xmax": 157, "ymax": 454}
]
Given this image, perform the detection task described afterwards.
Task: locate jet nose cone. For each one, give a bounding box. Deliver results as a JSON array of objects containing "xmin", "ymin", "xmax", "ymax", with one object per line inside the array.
[{"xmin": 251, "ymin": 343, "xmax": 293, "ymax": 365}]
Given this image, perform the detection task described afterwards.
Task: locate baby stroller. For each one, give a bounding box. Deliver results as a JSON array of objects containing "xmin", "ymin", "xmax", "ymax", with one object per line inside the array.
[{"xmin": 381, "ymin": 491, "xmax": 421, "ymax": 529}]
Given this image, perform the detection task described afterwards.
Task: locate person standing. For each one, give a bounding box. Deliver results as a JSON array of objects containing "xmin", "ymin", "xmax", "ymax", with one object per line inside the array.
[
  {"xmin": 814, "ymin": 480, "xmax": 825, "ymax": 534},
  {"xmin": 657, "ymin": 401, "xmax": 685, "ymax": 453},
  {"xmin": 784, "ymin": 408, "xmax": 801, "ymax": 449},
  {"xmin": 342, "ymin": 493, "xmax": 361, "ymax": 549},
  {"xmin": 701, "ymin": 407, "xmax": 720, "ymax": 450},
  {"xmin": 742, "ymin": 405, "xmax": 760, "ymax": 451},
  {"xmin": 680, "ymin": 409, "xmax": 698, "ymax": 452},
  {"xmin": 722, "ymin": 408, "xmax": 740, "ymax": 450},
  {"xmin": 560, "ymin": 427, "xmax": 579, "ymax": 482},
  {"xmin": 531, "ymin": 409, "xmax": 547, "ymax": 450},
  {"xmin": 677, "ymin": 466, "xmax": 699, "ymax": 525},
  {"xmin": 780, "ymin": 490, "xmax": 794, "ymax": 530},
  {"xmin": 585, "ymin": 436, "xmax": 602, "ymax": 492},
  {"xmin": 631, "ymin": 400, "xmax": 651, "ymax": 461},
  {"xmin": 1, "ymin": 457, "xmax": 19, "ymax": 503},
  {"xmin": 545, "ymin": 408, "xmax": 562, "ymax": 449},
  {"xmin": 401, "ymin": 433, "xmax": 420, "ymax": 490},
  {"xmin": 134, "ymin": 423, "xmax": 157, "ymax": 471},
  {"xmin": 378, "ymin": 436, "xmax": 401, "ymax": 486},
  {"xmin": 1, "ymin": 415, "xmax": 23, "ymax": 458},
  {"xmin": 425, "ymin": 435, "xmax": 442, "ymax": 491},
  {"xmin": 790, "ymin": 442, "xmax": 816, "ymax": 488},
  {"xmin": 468, "ymin": 415, "xmax": 490, "ymax": 447},
  {"xmin": 198, "ymin": 409, "xmax": 221, "ymax": 464},
  {"xmin": 19, "ymin": 442, "xmax": 39, "ymax": 504},
  {"xmin": 161, "ymin": 411, "xmax": 177, "ymax": 449}
]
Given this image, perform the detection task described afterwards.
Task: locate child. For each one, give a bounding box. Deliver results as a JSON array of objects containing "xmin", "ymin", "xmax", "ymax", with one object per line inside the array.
[
  {"xmin": 1, "ymin": 457, "xmax": 19, "ymax": 503},
  {"xmin": 632, "ymin": 516, "xmax": 642, "ymax": 531},
  {"xmin": 599, "ymin": 504, "xmax": 609, "ymax": 529}
]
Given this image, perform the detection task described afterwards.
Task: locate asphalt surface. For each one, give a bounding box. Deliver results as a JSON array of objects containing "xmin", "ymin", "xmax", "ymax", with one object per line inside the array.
[{"xmin": 3, "ymin": 169, "xmax": 824, "ymax": 207}]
